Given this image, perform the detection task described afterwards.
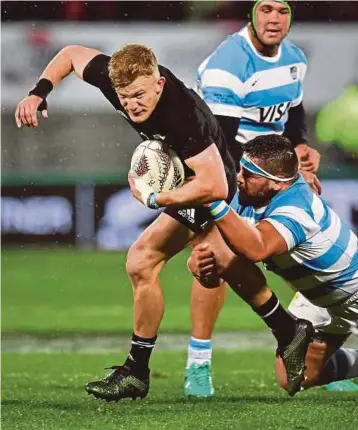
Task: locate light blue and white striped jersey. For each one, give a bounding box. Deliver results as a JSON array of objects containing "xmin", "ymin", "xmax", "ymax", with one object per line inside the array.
[
  {"xmin": 196, "ymin": 26, "xmax": 307, "ymax": 144},
  {"xmin": 236, "ymin": 175, "xmax": 358, "ymax": 307}
]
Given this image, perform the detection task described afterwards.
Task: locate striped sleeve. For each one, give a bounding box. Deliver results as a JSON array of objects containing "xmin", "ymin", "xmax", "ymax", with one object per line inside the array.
[
  {"xmin": 291, "ymin": 48, "xmax": 307, "ymax": 107},
  {"xmin": 265, "ymin": 206, "xmax": 320, "ymax": 250}
]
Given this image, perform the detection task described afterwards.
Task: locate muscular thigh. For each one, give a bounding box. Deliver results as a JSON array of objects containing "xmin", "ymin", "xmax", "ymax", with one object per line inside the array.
[{"xmin": 131, "ymin": 212, "xmax": 195, "ymax": 262}]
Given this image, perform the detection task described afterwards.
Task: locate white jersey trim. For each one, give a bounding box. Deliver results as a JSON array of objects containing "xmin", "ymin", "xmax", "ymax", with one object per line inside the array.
[
  {"xmin": 236, "ymin": 128, "xmax": 281, "ymax": 144},
  {"xmin": 311, "ymin": 193, "xmax": 326, "ymax": 224}
]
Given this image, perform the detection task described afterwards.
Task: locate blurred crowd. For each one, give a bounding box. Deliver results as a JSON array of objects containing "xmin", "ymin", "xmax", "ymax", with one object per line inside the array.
[{"xmin": 2, "ymin": 1, "xmax": 358, "ymax": 22}]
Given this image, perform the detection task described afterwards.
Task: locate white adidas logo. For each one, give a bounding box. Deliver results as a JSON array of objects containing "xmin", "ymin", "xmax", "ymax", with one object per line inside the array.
[{"xmin": 178, "ymin": 209, "xmax": 195, "ymax": 224}]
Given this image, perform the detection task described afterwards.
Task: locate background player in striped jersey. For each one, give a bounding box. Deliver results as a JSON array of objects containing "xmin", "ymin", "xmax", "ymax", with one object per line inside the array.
[
  {"xmin": 185, "ymin": 0, "xmax": 322, "ymax": 396},
  {"xmin": 196, "ymin": 0, "xmax": 320, "ymax": 186},
  {"xmin": 189, "ymin": 134, "xmax": 358, "ymax": 396}
]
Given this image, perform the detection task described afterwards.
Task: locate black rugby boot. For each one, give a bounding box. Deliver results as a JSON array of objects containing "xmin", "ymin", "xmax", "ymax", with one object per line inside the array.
[{"xmin": 85, "ymin": 365, "xmax": 149, "ymax": 402}]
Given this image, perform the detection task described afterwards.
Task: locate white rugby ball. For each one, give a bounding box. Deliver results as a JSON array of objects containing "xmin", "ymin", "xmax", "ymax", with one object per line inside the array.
[{"xmin": 130, "ymin": 140, "xmax": 185, "ymax": 193}]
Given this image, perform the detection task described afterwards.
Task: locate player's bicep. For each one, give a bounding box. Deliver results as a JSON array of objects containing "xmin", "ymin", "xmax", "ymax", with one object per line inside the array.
[
  {"xmin": 184, "ymin": 144, "xmax": 228, "ymax": 198},
  {"xmin": 256, "ymin": 220, "xmax": 288, "ymax": 256},
  {"xmin": 264, "ymin": 212, "xmax": 306, "ymax": 251},
  {"xmin": 65, "ymin": 45, "xmax": 104, "ymax": 80},
  {"xmin": 185, "ymin": 143, "xmax": 225, "ymax": 177}
]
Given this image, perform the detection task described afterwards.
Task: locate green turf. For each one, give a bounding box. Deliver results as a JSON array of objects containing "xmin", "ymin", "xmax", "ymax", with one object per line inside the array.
[
  {"xmin": 2, "ymin": 351, "xmax": 357, "ymax": 430},
  {"xmin": 2, "ymin": 249, "xmax": 293, "ymax": 334}
]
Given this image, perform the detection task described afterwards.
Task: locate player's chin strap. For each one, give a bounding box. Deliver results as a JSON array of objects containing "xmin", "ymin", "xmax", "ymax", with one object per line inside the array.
[{"xmin": 240, "ymin": 154, "xmax": 297, "ymax": 182}]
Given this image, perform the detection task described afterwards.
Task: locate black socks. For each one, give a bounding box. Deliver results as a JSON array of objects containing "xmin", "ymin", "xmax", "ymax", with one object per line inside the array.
[
  {"xmin": 124, "ymin": 333, "xmax": 157, "ymax": 377},
  {"xmin": 252, "ymin": 293, "xmax": 296, "ymax": 345}
]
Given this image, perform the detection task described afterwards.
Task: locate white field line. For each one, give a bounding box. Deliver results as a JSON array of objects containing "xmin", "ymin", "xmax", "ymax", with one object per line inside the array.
[{"xmin": 2, "ymin": 332, "xmax": 358, "ymax": 353}]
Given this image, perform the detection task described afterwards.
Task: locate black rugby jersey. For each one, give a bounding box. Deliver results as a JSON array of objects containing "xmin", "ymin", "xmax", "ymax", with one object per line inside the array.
[{"xmin": 83, "ymin": 54, "xmax": 237, "ymax": 200}]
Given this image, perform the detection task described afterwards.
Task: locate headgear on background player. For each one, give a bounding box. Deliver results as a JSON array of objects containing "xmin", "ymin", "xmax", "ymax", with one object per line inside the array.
[{"xmin": 249, "ymin": 0, "xmax": 295, "ymax": 45}]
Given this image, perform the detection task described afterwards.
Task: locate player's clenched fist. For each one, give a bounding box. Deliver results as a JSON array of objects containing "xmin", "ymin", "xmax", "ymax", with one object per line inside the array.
[{"xmin": 15, "ymin": 95, "xmax": 48, "ymax": 128}]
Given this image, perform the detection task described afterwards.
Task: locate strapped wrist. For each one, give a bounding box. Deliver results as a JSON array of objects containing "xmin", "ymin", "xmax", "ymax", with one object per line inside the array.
[
  {"xmin": 147, "ymin": 192, "xmax": 159, "ymax": 209},
  {"xmin": 208, "ymin": 201, "xmax": 230, "ymax": 221},
  {"xmin": 28, "ymin": 78, "xmax": 53, "ymax": 100}
]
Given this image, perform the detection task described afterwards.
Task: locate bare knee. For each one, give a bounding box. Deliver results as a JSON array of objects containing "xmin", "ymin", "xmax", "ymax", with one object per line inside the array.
[{"xmin": 126, "ymin": 241, "xmax": 163, "ymax": 287}]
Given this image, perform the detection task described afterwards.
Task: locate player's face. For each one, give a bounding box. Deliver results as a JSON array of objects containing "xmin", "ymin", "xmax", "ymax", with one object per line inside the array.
[
  {"xmin": 116, "ymin": 74, "xmax": 166, "ymax": 123},
  {"xmin": 255, "ymin": 1, "xmax": 291, "ymax": 46},
  {"xmin": 237, "ymin": 164, "xmax": 280, "ymax": 207}
]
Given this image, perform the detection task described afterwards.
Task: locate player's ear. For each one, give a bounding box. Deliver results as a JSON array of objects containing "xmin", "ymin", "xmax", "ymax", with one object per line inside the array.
[
  {"xmin": 272, "ymin": 181, "xmax": 282, "ymax": 192},
  {"xmin": 157, "ymin": 76, "xmax": 166, "ymax": 91}
]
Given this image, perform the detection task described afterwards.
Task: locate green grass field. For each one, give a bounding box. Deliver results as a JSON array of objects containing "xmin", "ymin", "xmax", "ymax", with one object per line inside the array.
[
  {"xmin": 2, "ymin": 250, "xmax": 357, "ymax": 429},
  {"xmin": 2, "ymin": 249, "xmax": 293, "ymax": 334},
  {"xmin": 3, "ymin": 351, "xmax": 358, "ymax": 430}
]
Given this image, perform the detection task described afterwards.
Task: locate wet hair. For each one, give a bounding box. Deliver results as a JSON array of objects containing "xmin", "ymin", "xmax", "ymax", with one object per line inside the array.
[
  {"xmin": 243, "ymin": 134, "xmax": 298, "ymax": 178},
  {"xmin": 108, "ymin": 44, "xmax": 159, "ymax": 89}
]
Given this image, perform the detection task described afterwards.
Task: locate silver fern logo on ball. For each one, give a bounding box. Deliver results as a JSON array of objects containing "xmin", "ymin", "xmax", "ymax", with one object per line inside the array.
[{"xmin": 130, "ymin": 140, "xmax": 185, "ymax": 193}]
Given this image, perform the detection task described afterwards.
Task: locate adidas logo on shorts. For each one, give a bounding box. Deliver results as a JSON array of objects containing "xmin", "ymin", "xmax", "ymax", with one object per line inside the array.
[{"xmin": 178, "ymin": 209, "xmax": 195, "ymax": 224}]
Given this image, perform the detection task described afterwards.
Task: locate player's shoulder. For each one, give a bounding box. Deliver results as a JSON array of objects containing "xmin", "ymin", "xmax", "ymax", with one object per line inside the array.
[
  {"xmin": 82, "ymin": 53, "xmax": 111, "ymax": 84},
  {"xmin": 199, "ymin": 27, "xmax": 253, "ymax": 82},
  {"xmin": 159, "ymin": 64, "xmax": 193, "ymax": 99},
  {"xmin": 281, "ymin": 39, "xmax": 307, "ymax": 64},
  {"xmin": 159, "ymin": 65, "xmax": 212, "ymax": 120},
  {"xmin": 267, "ymin": 175, "xmax": 313, "ymax": 215}
]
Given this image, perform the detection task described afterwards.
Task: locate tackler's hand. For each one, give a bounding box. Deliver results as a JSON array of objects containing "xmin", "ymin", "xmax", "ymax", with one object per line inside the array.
[{"xmin": 187, "ymin": 243, "xmax": 220, "ymax": 287}]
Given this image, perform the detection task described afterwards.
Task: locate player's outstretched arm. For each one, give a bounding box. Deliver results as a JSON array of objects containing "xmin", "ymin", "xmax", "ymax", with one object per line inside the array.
[
  {"xmin": 206, "ymin": 204, "xmax": 288, "ymax": 262},
  {"xmin": 15, "ymin": 45, "xmax": 102, "ymax": 128}
]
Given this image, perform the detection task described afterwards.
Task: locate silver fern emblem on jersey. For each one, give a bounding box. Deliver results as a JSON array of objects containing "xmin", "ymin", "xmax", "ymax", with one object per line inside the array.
[
  {"xmin": 117, "ymin": 110, "xmax": 129, "ymax": 120},
  {"xmin": 153, "ymin": 134, "xmax": 166, "ymax": 141}
]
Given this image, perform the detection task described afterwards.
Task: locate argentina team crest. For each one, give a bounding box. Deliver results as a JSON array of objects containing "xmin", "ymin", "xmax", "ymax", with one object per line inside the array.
[{"xmin": 290, "ymin": 66, "xmax": 298, "ymax": 80}]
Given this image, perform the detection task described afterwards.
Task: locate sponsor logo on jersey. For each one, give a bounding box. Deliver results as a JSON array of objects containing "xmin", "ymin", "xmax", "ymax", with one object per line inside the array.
[{"xmin": 259, "ymin": 101, "xmax": 292, "ymax": 123}]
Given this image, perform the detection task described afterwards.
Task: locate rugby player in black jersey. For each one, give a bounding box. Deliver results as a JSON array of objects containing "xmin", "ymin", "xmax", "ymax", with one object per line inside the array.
[{"xmin": 15, "ymin": 44, "xmax": 312, "ymax": 401}]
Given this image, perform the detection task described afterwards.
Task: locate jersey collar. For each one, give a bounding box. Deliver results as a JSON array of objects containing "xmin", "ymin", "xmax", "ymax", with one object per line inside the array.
[{"xmin": 240, "ymin": 25, "xmax": 282, "ymax": 63}]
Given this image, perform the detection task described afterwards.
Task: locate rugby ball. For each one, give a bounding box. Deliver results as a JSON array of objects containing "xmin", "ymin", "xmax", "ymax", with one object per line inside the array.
[{"xmin": 130, "ymin": 140, "xmax": 185, "ymax": 193}]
